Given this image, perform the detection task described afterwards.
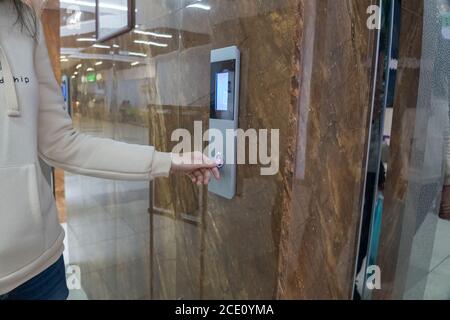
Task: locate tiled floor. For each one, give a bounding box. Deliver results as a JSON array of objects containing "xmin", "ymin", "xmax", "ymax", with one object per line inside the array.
[
  {"xmin": 63, "ymin": 170, "xmax": 178, "ymax": 300},
  {"xmin": 62, "ymin": 118, "xmax": 167, "ymax": 300},
  {"xmin": 405, "ymin": 215, "xmax": 450, "ymax": 300},
  {"xmin": 60, "ymin": 116, "xmax": 186, "ymax": 300},
  {"xmin": 64, "ymin": 173, "xmax": 156, "ymax": 300},
  {"xmin": 424, "ymin": 219, "xmax": 450, "ymax": 299}
]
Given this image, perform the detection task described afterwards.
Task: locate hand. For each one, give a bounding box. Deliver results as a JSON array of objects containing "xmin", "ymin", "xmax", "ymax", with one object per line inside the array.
[
  {"xmin": 440, "ymin": 185, "xmax": 450, "ymax": 220},
  {"xmin": 170, "ymin": 151, "xmax": 220, "ymax": 185}
]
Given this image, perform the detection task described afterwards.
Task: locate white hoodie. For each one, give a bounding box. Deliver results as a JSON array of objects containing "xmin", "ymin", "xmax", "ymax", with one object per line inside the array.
[{"xmin": 0, "ymin": 3, "xmax": 172, "ymax": 295}]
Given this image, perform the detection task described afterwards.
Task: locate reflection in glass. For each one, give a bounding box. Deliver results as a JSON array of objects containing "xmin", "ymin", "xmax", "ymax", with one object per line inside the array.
[
  {"xmin": 361, "ymin": 0, "xmax": 450, "ymax": 300},
  {"xmin": 97, "ymin": 0, "xmax": 132, "ymax": 41},
  {"xmin": 355, "ymin": 0, "xmax": 401, "ymax": 300}
]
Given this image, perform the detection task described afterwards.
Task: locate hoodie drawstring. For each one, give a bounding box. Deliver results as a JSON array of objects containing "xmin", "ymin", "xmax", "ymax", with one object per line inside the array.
[{"xmin": 0, "ymin": 45, "xmax": 20, "ymax": 117}]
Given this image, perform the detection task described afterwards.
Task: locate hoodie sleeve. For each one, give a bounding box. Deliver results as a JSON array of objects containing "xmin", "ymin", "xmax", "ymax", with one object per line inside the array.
[{"xmin": 35, "ymin": 21, "xmax": 172, "ymax": 180}]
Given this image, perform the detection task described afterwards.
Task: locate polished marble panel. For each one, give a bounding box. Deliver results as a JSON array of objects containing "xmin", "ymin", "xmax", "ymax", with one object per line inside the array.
[
  {"xmin": 147, "ymin": 0, "xmax": 304, "ymax": 300},
  {"xmin": 277, "ymin": 0, "xmax": 377, "ymax": 299}
]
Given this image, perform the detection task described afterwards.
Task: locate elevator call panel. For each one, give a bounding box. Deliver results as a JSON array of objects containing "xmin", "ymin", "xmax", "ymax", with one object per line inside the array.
[{"xmin": 208, "ymin": 46, "xmax": 240, "ymax": 199}]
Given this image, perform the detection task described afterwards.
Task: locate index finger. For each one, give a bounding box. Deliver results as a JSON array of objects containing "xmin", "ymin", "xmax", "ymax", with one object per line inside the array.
[{"xmin": 211, "ymin": 167, "xmax": 220, "ymax": 180}]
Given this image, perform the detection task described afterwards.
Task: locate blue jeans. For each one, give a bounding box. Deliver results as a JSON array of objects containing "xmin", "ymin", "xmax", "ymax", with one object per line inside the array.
[{"xmin": 0, "ymin": 256, "xmax": 69, "ymax": 301}]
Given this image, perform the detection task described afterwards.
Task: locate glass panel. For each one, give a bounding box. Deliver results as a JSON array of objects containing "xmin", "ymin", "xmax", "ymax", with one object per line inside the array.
[
  {"xmin": 368, "ymin": 0, "xmax": 450, "ymax": 300},
  {"xmin": 355, "ymin": 0, "xmax": 401, "ymax": 300},
  {"xmin": 56, "ymin": 0, "xmax": 378, "ymax": 300},
  {"xmin": 97, "ymin": 0, "xmax": 132, "ymax": 41},
  {"xmin": 51, "ymin": 0, "xmax": 398, "ymax": 299},
  {"xmin": 60, "ymin": 0, "xmax": 156, "ymax": 299},
  {"xmin": 58, "ymin": 0, "xmax": 308, "ymax": 299},
  {"xmin": 35, "ymin": 0, "xmax": 450, "ymax": 300}
]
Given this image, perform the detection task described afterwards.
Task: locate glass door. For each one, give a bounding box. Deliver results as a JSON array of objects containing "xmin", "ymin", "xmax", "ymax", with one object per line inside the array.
[{"xmin": 358, "ymin": 0, "xmax": 450, "ymax": 300}]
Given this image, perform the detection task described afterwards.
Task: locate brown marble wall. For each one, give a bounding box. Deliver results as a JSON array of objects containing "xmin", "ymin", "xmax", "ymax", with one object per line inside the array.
[
  {"xmin": 147, "ymin": 0, "xmax": 302, "ymax": 299},
  {"xmin": 148, "ymin": 0, "xmax": 377, "ymax": 300},
  {"xmin": 40, "ymin": 2, "xmax": 60, "ymax": 80},
  {"xmin": 200, "ymin": 0, "xmax": 301, "ymax": 300},
  {"xmin": 276, "ymin": 0, "xmax": 378, "ymax": 299}
]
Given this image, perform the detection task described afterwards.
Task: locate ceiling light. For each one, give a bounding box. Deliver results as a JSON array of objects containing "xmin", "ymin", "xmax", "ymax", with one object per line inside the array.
[
  {"xmin": 76, "ymin": 38, "xmax": 96, "ymax": 42},
  {"xmin": 76, "ymin": 64, "xmax": 82, "ymax": 69},
  {"xmin": 120, "ymin": 51, "xmax": 148, "ymax": 58},
  {"xmin": 95, "ymin": 61, "xmax": 103, "ymax": 66},
  {"xmin": 134, "ymin": 40, "xmax": 168, "ymax": 47},
  {"xmin": 186, "ymin": 3, "xmax": 211, "ymax": 10},
  {"xmin": 86, "ymin": 67, "xmax": 94, "ymax": 72},
  {"xmin": 133, "ymin": 29, "xmax": 173, "ymax": 38},
  {"xmin": 93, "ymin": 44, "xmax": 111, "ymax": 49},
  {"xmin": 131, "ymin": 62, "xmax": 139, "ymax": 66}
]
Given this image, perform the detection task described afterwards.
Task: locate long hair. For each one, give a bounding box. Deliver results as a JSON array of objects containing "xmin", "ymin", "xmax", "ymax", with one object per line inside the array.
[{"xmin": 8, "ymin": 0, "xmax": 38, "ymax": 39}]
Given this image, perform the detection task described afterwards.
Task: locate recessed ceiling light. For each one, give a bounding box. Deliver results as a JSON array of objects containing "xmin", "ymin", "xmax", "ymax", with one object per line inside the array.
[
  {"xmin": 92, "ymin": 44, "xmax": 111, "ymax": 49},
  {"xmin": 186, "ymin": 3, "xmax": 211, "ymax": 10},
  {"xmin": 76, "ymin": 38, "xmax": 96, "ymax": 42},
  {"xmin": 133, "ymin": 29, "xmax": 173, "ymax": 38},
  {"xmin": 134, "ymin": 40, "xmax": 168, "ymax": 47},
  {"xmin": 120, "ymin": 51, "xmax": 148, "ymax": 57}
]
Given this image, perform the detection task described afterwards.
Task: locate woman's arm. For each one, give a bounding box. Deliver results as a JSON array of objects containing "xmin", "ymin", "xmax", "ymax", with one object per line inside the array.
[{"xmin": 35, "ymin": 21, "xmax": 172, "ymax": 181}]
